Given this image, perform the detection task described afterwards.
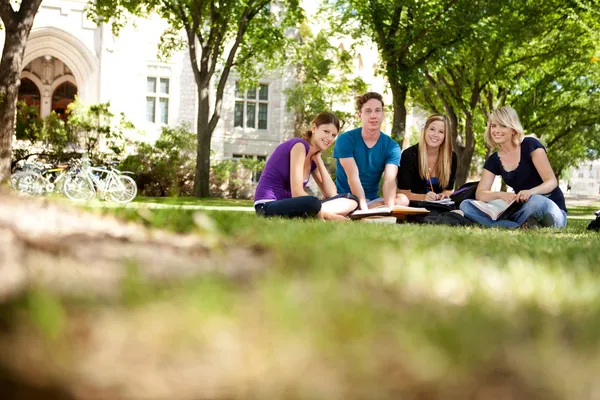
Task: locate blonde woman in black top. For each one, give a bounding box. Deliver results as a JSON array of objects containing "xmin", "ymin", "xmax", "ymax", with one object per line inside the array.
[{"xmin": 397, "ymin": 114, "xmax": 457, "ymax": 201}]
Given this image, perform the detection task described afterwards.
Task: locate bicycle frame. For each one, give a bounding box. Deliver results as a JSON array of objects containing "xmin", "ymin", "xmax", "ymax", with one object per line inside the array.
[{"xmin": 79, "ymin": 165, "xmax": 128, "ymax": 195}]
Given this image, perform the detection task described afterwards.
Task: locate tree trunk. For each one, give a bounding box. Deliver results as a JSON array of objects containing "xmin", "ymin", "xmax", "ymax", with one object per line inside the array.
[
  {"xmin": 193, "ymin": 85, "xmax": 212, "ymax": 197},
  {"xmin": 0, "ymin": 1, "xmax": 41, "ymax": 182},
  {"xmin": 389, "ymin": 81, "xmax": 408, "ymax": 145},
  {"xmin": 0, "ymin": 18, "xmax": 33, "ymax": 178},
  {"xmin": 454, "ymin": 113, "xmax": 476, "ymax": 187}
]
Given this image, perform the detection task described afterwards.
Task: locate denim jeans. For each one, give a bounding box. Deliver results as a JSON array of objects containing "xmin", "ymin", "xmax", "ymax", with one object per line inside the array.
[{"xmin": 460, "ymin": 194, "xmax": 567, "ymax": 228}]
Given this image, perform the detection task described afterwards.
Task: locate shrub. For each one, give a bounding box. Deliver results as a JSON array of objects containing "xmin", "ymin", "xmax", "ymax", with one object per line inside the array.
[
  {"xmin": 13, "ymin": 99, "xmax": 133, "ymax": 169},
  {"xmin": 210, "ymin": 156, "xmax": 266, "ymax": 199},
  {"xmin": 120, "ymin": 124, "xmax": 196, "ymax": 196}
]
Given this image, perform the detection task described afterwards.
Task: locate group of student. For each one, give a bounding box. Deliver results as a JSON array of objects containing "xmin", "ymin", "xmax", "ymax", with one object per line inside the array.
[{"xmin": 253, "ymin": 91, "xmax": 567, "ymax": 229}]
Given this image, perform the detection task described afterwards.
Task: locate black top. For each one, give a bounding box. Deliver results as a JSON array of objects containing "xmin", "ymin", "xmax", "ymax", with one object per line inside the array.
[
  {"xmin": 483, "ymin": 137, "xmax": 567, "ymax": 212},
  {"xmin": 397, "ymin": 144, "xmax": 458, "ymax": 194}
]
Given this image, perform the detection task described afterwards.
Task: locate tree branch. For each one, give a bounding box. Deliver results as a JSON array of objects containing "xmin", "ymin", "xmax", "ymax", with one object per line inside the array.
[
  {"xmin": 16, "ymin": 0, "xmax": 42, "ymax": 19},
  {"xmin": 387, "ymin": 5, "xmax": 403, "ymax": 41},
  {"xmin": 208, "ymin": 1, "xmax": 263, "ymax": 132},
  {"xmin": 0, "ymin": 0, "xmax": 15, "ymax": 26},
  {"xmin": 424, "ymin": 71, "xmax": 459, "ymax": 144},
  {"xmin": 179, "ymin": 5, "xmax": 202, "ymax": 86}
]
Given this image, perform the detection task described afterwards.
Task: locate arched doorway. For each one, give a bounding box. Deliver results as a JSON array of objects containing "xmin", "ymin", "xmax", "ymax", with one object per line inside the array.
[
  {"xmin": 52, "ymin": 81, "xmax": 77, "ymax": 119},
  {"xmin": 17, "ymin": 78, "xmax": 41, "ymax": 115},
  {"xmin": 23, "ymin": 27, "xmax": 99, "ymax": 107}
]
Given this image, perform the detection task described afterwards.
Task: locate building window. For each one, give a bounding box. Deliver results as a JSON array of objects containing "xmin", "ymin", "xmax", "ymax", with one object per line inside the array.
[
  {"xmin": 146, "ymin": 77, "xmax": 169, "ymax": 124},
  {"xmin": 234, "ymin": 82, "xmax": 268, "ymax": 129},
  {"xmin": 232, "ymin": 154, "xmax": 267, "ymax": 183}
]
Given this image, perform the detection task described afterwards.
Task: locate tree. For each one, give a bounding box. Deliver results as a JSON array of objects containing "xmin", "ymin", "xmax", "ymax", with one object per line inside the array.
[
  {"xmin": 89, "ymin": 0, "xmax": 303, "ymax": 197},
  {"xmin": 413, "ymin": 0, "xmax": 600, "ymax": 186},
  {"xmin": 66, "ymin": 99, "xmax": 134, "ymax": 163},
  {"xmin": 284, "ymin": 23, "xmax": 367, "ymax": 135},
  {"xmin": 0, "ymin": 0, "xmax": 43, "ymax": 182},
  {"xmin": 512, "ymin": 56, "xmax": 600, "ymax": 177},
  {"xmin": 328, "ymin": 0, "xmax": 481, "ymax": 142}
]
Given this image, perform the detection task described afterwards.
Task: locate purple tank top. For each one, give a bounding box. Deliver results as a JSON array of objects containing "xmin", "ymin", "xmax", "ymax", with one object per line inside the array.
[{"xmin": 254, "ymin": 138, "xmax": 317, "ymax": 202}]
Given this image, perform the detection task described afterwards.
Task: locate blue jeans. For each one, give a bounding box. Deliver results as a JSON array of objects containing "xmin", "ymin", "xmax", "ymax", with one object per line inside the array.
[{"xmin": 460, "ymin": 194, "xmax": 567, "ymax": 228}]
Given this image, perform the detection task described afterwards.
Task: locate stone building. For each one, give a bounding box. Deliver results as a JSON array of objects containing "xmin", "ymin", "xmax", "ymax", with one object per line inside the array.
[{"xmin": 2, "ymin": 1, "xmax": 425, "ymax": 195}]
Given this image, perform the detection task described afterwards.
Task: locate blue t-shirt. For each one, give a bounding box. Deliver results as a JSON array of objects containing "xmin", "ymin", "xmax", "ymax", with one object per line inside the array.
[
  {"xmin": 483, "ymin": 137, "xmax": 567, "ymax": 212},
  {"xmin": 333, "ymin": 127, "xmax": 401, "ymax": 200}
]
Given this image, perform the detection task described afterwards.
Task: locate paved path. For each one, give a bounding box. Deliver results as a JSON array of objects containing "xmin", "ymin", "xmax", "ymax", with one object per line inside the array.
[
  {"xmin": 83, "ymin": 201, "xmax": 256, "ymax": 212},
  {"xmin": 564, "ymin": 194, "xmax": 600, "ymax": 208},
  {"xmin": 78, "ymin": 195, "xmax": 600, "ymax": 219}
]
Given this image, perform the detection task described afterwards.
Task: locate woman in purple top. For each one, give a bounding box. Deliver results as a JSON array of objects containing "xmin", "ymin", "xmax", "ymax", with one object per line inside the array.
[
  {"xmin": 460, "ymin": 106, "xmax": 567, "ymax": 228},
  {"xmin": 254, "ymin": 112, "xmax": 359, "ymax": 220}
]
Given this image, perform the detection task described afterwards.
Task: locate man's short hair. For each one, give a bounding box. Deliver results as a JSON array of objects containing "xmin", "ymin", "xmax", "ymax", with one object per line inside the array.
[{"xmin": 356, "ymin": 92, "xmax": 384, "ymax": 113}]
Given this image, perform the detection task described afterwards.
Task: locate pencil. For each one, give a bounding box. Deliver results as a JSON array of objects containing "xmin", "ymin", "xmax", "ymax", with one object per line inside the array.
[{"xmin": 427, "ymin": 170, "xmax": 435, "ymax": 194}]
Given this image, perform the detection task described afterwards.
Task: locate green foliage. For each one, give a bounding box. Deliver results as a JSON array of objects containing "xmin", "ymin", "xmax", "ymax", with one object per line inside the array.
[
  {"xmin": 284, "ymin": 22, "xmax": 367, "ymax": 134},
  {"xmin": 13, "ymin": 98, "xmax": 134, "ymax": 171},
  {"xmin": 328, "ymin": 0, "xmax": 482, "ymax": 140},
  {"xmin": 511, "ymin": 52, "xmax": 600, "ymax": 175},
  {"xmin": 42, "ymin": 112, "xmax": 71, "ymax": 149},
  {"xmin": 66, "ymin": 98, "xmax": 134, "ymax": 163},
  {"xmin": 15, "ymin": 101, "xmax": 43, "ymax": 142},
  {"xmin": 210, "ymin": 156, "xmax": 266, "ymax": 199},
  {"xmin": 14, "ymin": 102, "xmax": 74, "ymax": 156},
  {"xmin": 120, "ymin": 124, "xmax": 196, "ymax": 197},
  {"xmin": 409, "ymin": 0, "xmax": 600, "ymax": 181},
  {"xmin": 157, "ymin": 27, "xmax": 187, "ymax": 62}
]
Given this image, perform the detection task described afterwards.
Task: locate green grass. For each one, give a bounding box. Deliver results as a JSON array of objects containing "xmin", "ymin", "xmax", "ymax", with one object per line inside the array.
[
  {"xmin": 14, "ymin": 200, "xmax": 600, "ymax": 398},
  {"xmin": 134, "ymin": 196, "xmax": 253, "ymax": 207}
]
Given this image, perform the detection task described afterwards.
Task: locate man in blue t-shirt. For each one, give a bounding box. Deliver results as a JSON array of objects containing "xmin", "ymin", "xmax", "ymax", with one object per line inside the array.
[{"xmin": 334, "ymin": 92, "xmax": 408, "ymax": 211}]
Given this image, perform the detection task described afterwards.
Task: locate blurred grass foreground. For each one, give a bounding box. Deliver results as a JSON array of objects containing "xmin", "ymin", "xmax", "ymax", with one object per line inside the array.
[{"xmin": 1, "ymin": 194, "xmax": 600, "ymax": 399}]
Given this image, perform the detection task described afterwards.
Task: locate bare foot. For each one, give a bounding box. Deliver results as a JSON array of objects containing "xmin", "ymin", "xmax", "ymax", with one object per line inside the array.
[{"xmin": 322, "ymin": 211, "xmax": 350, "ymax": 221}]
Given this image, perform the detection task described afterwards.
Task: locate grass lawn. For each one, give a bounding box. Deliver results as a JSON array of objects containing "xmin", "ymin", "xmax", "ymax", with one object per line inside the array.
[
  {"xmin": 41, "ymin": 199, "xmax": 596, "ymax": 398},
  {"xmin": 134, "ymin": 195, "xmax": 253, "ymax": 207}
]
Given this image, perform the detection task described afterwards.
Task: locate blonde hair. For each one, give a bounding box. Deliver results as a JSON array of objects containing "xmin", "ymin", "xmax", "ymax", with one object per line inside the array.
[
  {"xmin": 418, "ymin": 114, "xmax": 453, "ymax": 189},
  {"xmin": 484, "ymin": 106, "xmax": 525, "ymax": 148}
]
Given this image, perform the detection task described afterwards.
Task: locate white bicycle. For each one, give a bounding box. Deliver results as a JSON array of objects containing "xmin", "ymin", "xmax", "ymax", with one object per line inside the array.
[{"xmin": 63, "ymin": 160, "xmax": 137, "ymax": 203}]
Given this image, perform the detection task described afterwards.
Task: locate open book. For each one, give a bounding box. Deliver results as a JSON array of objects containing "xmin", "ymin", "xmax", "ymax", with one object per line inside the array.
[
  {"xmin": 470, "ymin": 199, "xmax": 520, "ymax": 220},
  {"xmin": 359, "ymin": 216, "xmax": 398, "ymax": 224},
  {"xmin": 350, "ymin": 205, "xmax": 429, "ymax": 220},
  {"xmin": 426, "ymin": 198, "xmax": 454, "ymax": 206}
]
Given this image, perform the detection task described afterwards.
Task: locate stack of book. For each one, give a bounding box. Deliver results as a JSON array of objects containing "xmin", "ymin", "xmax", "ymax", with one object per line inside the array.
[{"xmin": 350, "ymin": 205, "xmax": 430, "ymax": 221}]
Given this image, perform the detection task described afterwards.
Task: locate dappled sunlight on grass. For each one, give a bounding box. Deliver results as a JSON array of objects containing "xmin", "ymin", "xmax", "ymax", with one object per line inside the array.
[{"xmin": 5, "ymin": 199, "xmax": 600, "ymax": 398}]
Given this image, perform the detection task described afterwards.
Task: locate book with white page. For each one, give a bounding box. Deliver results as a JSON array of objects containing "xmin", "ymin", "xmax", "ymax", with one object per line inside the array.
[
  {"xmin": 425, "ymin": 198, "xmax": 454, "ymax": 206},
  {"xmin": 350, "ymin": 205, "xmax": 429, "ymax": 220},
  {"xmin": 470, "ymin": 198, "xmax": 520, "ymax": 220},
  {"xmin": 360, "ymin": 216, "xmax": 398, "ymax": 224}
]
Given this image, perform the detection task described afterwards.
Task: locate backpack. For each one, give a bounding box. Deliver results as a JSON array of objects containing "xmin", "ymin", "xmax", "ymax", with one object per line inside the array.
[
  {"xmin": 406, "ymin": 200, "xmax": 455, "ymax": 224},
  {"xmin": 587, "ymin": 211, "xmax": 600, "ymax": 231},
  {"xmin": 450, "ymin": 181, "xmax": 479, "ymax": 207},
  {"xmin": 423, "ymin": 211, "xmax": 475, "ymax": 226}
]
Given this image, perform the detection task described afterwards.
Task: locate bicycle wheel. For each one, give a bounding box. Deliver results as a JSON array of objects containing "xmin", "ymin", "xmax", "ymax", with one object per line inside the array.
[
  {"xmin": 11, "ymin": 171, "xmax": 45, "ymax": 196},
  {"xmin": 108, "ymin": 175, "xmax": 137, "ymax": 203},
  {"xmin": 63, "ymin": 174, "xmax": 95, "ymax": 201}
]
